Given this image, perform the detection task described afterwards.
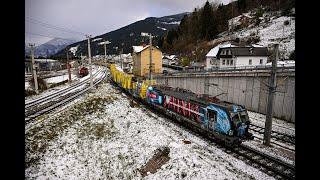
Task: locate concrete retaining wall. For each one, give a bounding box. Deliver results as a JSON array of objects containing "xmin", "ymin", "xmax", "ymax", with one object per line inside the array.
[{"xmin": 154, "ymin": 70, "xmax": 295, "ymax": 122}]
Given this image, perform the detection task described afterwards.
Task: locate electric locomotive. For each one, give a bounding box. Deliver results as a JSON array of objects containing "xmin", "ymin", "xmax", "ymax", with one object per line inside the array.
[
  {"xmin": 108, "ymin": 64, "xmax": 253, "ymax": 146},
  {"xmin": 145, "ymin": 85, "xmax": 254, "ymax": 145}
]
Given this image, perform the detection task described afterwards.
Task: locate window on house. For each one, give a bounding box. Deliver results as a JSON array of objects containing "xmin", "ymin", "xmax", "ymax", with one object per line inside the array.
[
  {"xmin": 249, "ymin": 59, "xmax": 252, "ymax": 65},
  {"xmin": 260, "ymin": 59, "xmax": 263, "ymax": 64},
  {"xmin": 230, "ymin": 60, "xmax": 233, "ymax": 65},
  {"xmin": 222, "ymin": 60, "xmax": 225, "ymax": 65},
  {"xmin": 227, "ymin": 60, "xmax": 229, "ymax": 65}
]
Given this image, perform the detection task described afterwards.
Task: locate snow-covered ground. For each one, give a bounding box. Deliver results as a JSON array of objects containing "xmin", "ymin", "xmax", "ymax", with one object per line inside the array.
[
  {"xmin": 233, "ymin": 11, "xmax": 295, "ymax": 59},
  {"xmin": 244, "ymin": 111, "xmax": 295, "ymax": 165},
  {"xmin": 25, "ymin": 67, "xmax": 100, "ymax": 102},
  {"xmin": 248, "ymin": 111, "xmax": 295, "ymax": 136},
  {"xmin": 26, "ymin": 80, "xmax": 278, "ymax": 180},
  {"xmin": 44, "ymin": 73, "xmax": 77, "ymax": 84}
]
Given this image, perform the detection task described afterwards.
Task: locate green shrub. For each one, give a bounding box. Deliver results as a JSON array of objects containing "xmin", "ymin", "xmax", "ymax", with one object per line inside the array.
[{"xmin": 181, "ymin": 57, "xmax": 190, "ymax": 67}]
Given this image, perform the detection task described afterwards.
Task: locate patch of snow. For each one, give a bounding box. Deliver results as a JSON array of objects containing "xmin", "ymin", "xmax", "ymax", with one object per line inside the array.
[
  {"xmin": 45, "ymin": 74, "xmax": 77, "ymax": 84},
  {"xmin": 33, "ymin": 59, "xmax": 58, "ymax": 62},
  {"xmin": 161, "ymin": 21, "xmax": 180, "ymax": 25},
  {"xmin": 157, "ymin": 26, "xmax": 167, "ymax": 31}
]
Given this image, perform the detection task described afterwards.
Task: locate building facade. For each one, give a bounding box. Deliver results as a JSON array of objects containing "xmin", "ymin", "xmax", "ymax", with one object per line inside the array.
[
  {"xmin": 217, "ymin": 46, "xmax": 268, "ymax": 68},
  {"xmin": 206, "ymin": 43, "xmax": 268, "ymax": 69},
  {"xmin": 132, "ymin": 45, "xmax": 162, "ymax": 77}
]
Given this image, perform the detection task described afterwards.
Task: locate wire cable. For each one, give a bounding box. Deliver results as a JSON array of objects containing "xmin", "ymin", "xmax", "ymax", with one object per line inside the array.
[{"xmin": 26, "ymin": 16, "xmax": 86, "ymax": 36}]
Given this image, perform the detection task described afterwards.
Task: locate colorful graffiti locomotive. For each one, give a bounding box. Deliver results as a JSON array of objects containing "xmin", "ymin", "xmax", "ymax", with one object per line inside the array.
[{"xmin": 109, "ymin": 64, "xmax": 253, "ymax": 145}]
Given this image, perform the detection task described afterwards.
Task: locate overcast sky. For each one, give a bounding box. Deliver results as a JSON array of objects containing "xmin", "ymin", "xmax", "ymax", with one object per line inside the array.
[{"xmin": 25, "ymin": 0, "xmax": 231, "ymax": 45}]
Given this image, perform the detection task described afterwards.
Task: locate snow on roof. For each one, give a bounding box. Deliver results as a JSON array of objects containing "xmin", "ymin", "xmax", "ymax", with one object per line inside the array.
[
  {"xmin": 133, "ymin": 45, "xmax": 151, "ymax": 53},
  {"xmin": 251, "ymin": 44, "xmax": 264, "ymax": 47},
  {"xmin": 206, "ymin": 43, "xmax": 234, "ymax": 57},
  {"xmin": 132, "ymin": 46, "xmax": 145, "ymax": 53},
  {"xmin": 34, "ymin": 59, "xmax": 58, "ymax": 62}
]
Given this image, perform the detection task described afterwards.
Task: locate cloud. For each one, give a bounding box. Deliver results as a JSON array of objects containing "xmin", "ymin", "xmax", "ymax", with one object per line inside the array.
[{"xmin": 25, "ymin": 0, "xmax": 231, "ymax": 45}]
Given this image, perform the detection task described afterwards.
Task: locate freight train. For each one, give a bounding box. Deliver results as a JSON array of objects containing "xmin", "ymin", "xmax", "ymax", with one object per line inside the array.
[{"xmin": 109, "ymin": 64, "xmax": 253, "ymax": 146}]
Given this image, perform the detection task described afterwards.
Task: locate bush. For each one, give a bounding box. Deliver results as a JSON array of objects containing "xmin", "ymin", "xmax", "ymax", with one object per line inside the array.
[
  {"xmin": 281, "ymin": 8, "xmax": 292, "ymax": 16},
  {"xmin": 181, "ymin": 57, "xmax": 190, "ymax": 67},
  {"xmin": 284, "ymin": 20, "xmax": 290, "ymax": 26},
  {"xmin": 247, "ymin": 36, "xmax": 260, "ymax": 44},
  {"xmin": 254, "ymin": 8, "xmax": 264, "ymax": 18}
]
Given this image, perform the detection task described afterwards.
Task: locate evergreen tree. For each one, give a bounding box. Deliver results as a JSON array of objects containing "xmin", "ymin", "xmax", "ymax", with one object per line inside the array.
[
  {"xmin": 200, "ymin": 1, "xmax": 217, "ymax": 40},
  {"xmin": 190, "ymin": 8, "xmax": 200, "ymax": 42},
  {"xmin": 237, "ymin": 0, "xmax": 247, "ymax": 13}
]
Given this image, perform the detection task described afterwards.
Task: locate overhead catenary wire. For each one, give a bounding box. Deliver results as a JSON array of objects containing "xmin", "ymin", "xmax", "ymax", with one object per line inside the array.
[
  {"xmin": 25, "ymin": 16, "xmax": 86, "ymax": 36},
  {"xmin": 25, "ymin": 31, "xmax": 79, "ymax": 42}
]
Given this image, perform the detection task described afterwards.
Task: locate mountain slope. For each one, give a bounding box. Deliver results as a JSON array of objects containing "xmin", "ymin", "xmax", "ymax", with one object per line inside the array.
[
  {"xmin": 54, "ymin": 12, "xmax": 189, "ymax": 57},
  {"xmin": 26, "ymin": 38, "xmax": 77, "ymax": 57}
]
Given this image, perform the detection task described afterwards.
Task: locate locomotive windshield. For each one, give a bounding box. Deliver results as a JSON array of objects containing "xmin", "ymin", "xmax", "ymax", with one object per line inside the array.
[{"xmin": 230, "ymin": 110, "xmax": 250, "ymax": 136}]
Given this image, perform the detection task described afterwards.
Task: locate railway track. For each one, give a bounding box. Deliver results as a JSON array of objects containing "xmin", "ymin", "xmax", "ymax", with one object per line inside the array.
[
  {"xmin": 249, "ymin": 123, "xmax": 295, "ymax": 146},
  {"xmin": 109, "ymin": 79, "xmax": 295, "ymax": 179},
  {"xmin": 25, "ymin": 67, "xmax": 102, "ymax": 108},
  {"xmin": 25, "ymin": 68, "xmax": 107, "ymax": 124},
  {"xmin": 222, "ymin": 144, "xmax": 295, "ymax": 179}
]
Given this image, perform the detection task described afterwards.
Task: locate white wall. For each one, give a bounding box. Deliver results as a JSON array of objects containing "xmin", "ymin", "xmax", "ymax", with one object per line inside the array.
[
  {"xmin": 206, "ymin": 57, "xmax": 212, "ymax": 70},
  {"xmin": 220, "ymin": 58, "xmax": 234, "ymax": 68},
  {"xmin": 235, "ymin": 56, "xmax": 267, "ymax": 66},
  {"xmin": 206, "ymin": 57, "xmax": 219, "ymax": 70}
]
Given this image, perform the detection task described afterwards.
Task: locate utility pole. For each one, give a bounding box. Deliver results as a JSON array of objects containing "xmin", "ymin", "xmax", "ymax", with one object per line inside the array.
[
  {"xmin": 120, "ymin": 48, "xmax": 123, "ymax": 70},
  {"xmin": 104, "ymin": 43, "xmax": 107, "ymax": 61},
  {"xmin": 86, "ymin": 35, "xmax": 93, "ymax": 89},
  {"xmin": 141, "ymin": 32, "xmax": 153, "ymax": 80},
  {"xmin": 263, "ymin": 44, "xmax": 279, "ymax": 146},
  {"xmin": 66, "ymin": 49, "xmax": 71, "ymax": 83},
  {"xmin": 99, "ymin": 40, "xmax": 111, "ymax": 72},
  {"xmin": 30, "ymin": 43, "xmax": 39, "ymax": 94},
  {"xmin": 231, "ymin": 0, "xmax": 234, "ymax": 34},
  {"xmin": 149, "ymin": 33, "xmax": 153, "ymax": 81}
]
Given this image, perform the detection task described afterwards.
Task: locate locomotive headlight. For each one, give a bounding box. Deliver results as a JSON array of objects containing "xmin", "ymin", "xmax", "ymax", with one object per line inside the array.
[{"xmin": 228, "ymin": 130, "xmax": 233, "ymax": 136}]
